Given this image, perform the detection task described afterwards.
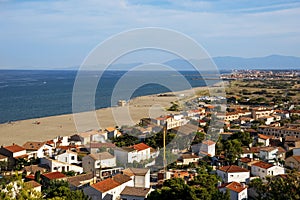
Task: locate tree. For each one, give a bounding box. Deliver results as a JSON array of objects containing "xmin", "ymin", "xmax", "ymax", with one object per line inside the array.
[
  {"xmin": 249, "ymin": 173, "xmax": 300, "ymax": 200},
  {"xmin": 34, "ymin": 171, "xmax": 41, "ymax": 183},
  {"xmin": 148, "ymin": 178, "xmax": 196, "ymax": 200},
  {"xmin": 223, "ymin": 139, "xmax": 243, "ymax": 164},
  {"xmin": 191, "ymin": 132, "xmax": 205, "ymax": 145},
  {"xmin": 148, "ymin": 167, "xmax": 230, "ymax": 200},
  {"xmin": 44, "ymin": 180, "xmax": 89, "ymax": 200},
  {"xmin": 0, "ymin": 160, "xmax": 8, "ymax": 172},
  {"xmin": 0, "ymin": 173, "xmax": 43, "ymax": 200},
  {"xmin": 229, "ymin": 132, "xmax": 253, "ymax": 147},
  {"xmin": 112, "ymin": 134, "xmax": 139, "ymax": 147}
]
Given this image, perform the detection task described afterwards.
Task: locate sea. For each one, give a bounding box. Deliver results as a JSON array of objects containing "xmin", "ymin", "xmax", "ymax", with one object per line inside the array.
[{"xmin": 0, "ymin": 70, "xmax": 225, "ymax": 123}]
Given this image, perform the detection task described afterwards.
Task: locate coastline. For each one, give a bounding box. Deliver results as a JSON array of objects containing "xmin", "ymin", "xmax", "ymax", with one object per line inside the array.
[{"xmin": 0, "ymin": 85, "xmax": 213, "ymax": 146}]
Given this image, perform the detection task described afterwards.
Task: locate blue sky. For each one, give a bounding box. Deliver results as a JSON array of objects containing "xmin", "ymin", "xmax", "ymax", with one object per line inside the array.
[{"xmin": 0, "ymin": 0, "xmax": 300, "ymax": 69}]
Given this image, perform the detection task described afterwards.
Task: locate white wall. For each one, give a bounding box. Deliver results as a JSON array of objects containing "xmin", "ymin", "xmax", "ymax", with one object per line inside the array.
[
  {"xmin": 56, "ymin": 152, "xmax": 78, "ymax": 165},
  {"xmin": 251, "ymin": 165, "xmax": 285, "ymax": 179},
  {"xmin": 217, "ymin": 170, "xmax": 250, "ymax": 183},
  {"xmin": 40, "ymin": 158, "xmax": 83, "ymax": 173}
]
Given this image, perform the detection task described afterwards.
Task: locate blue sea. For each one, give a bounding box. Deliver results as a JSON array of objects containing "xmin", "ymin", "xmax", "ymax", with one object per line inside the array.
[{"xmin": 0, "ymin": 70, "xmax": 222, "ymax": 123}]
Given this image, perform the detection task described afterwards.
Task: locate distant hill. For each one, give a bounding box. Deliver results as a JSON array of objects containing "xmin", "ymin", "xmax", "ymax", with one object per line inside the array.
[
  {"xmin": 213, "ymin": 55, "xmax": 300, "ymax": 70},
  {"xmin": 59, "ymin": 55, "xmax": 300, "ymax": 71},
  {"xmin": 164, "ymin": 55, "xmax": 300, "ymax": 70}
]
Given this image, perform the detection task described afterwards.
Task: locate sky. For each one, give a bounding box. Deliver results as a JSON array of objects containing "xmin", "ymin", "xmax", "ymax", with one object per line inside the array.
[{"xmin": 0, "ymin": 0, "xmax": 300, "ymax": 69}]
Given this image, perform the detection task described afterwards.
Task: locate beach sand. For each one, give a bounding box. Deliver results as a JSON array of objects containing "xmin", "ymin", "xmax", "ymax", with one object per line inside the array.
[{"xmin": 0, "ymin": 86, "xmax": 211, "ymax": 146}]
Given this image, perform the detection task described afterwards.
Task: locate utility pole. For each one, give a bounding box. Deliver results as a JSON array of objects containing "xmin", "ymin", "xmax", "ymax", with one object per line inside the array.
[{"xmin": 163, "ymin": 122, "xmax": 167, "ymax": 172}]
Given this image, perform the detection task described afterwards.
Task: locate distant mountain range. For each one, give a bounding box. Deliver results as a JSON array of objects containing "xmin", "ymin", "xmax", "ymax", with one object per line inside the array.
[
  {"xmin": 61, "ymin": 55, "xmax": 300, "ymax": 71},
  {"xmin": 212, "ymin": 55, "xmax": 300, "ymax": 70},
  {"xmin": 164, "ymin": 55, "xmax": 300, "ymax": 71}
]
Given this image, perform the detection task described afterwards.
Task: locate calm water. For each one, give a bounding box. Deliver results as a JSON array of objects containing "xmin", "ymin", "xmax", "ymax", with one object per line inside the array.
[{"xmin": 0, "ymin": 70, "xmax": 221, "ymax": 123}]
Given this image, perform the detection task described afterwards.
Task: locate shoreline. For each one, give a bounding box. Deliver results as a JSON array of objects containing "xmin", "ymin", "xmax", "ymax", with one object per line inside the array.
[{"xmin": 0, "ymin": 85, "xmax": 216, "ymax": 146}]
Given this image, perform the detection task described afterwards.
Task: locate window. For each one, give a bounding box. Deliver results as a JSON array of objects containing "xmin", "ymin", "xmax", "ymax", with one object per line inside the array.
[{"xmin": 71, "ymin": 156, "xmax": 75, "ymax": 160}]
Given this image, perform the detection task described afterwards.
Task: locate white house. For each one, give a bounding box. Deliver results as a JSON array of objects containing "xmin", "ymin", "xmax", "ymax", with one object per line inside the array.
[
  {"xmin": 122, "ymin": 168, "xmax": 150, "ymax": 188},
  {"xmin": 155, "ymin": 115, "xmax": 188, "ymax": 130},
  {"xmin": 251, "ymin": 161, "xmax": 285, "ymax": 179},
  {"xmin": 257, "ymin": 134, "xmax": 272, "ymax": 147},
  {"xmin": 177, "ymin": 153, "xmax": 200, "ymax": 166},
  {"xmin": 73, "ymin": 130, "xmax": 108, "ymax": 145},
  {"xmin": 259, "ymin": 147, "xmax": 278, "ymax": 163},
  {"xmin": 240, "ymin": 147, "xmax": 254, "ymax": 159},
  {"xmin": 82, "ymin": 152, "xmax": 116, "ymax": 173},
  {"xmin": 259, "ymin": 116, "xmax": 274, "ymax": 125},
  {"xmin": 40, "ymin": 157, "xmax": 83, "ymax": 174},
  {"xmin": 53, "ymin": 136, "xmax": 69, "ymax": 147},
  {"xmin": 0, "ymin": 144, "xmax": 27, "ymax": 169},
  {"xmin": 56, "ymin": 150, "xmax": 78, "ymax": 165},
  {"xmin": 106, "ymin": 127, "xmax": 122, "ymax": 139},
  {"xmin": 83, "ymin": 174, "xmax": 134, "ymax": 200},
  {"xmin": 22, "ymin": 141, "xmax": 53, "ymax": 159},
  {"xmin": 191, "ymin": 140, "xmax": 216, "ymax": 157},
  {"xmin": 216, "ymin": 165, "xmax": 250, "ymax": 183},
  {"xmin": 0, "ymin": 144, "xmax": 27, "ymax": 159},
  {"xmin": 219, "ymin": 181, "xmax": 248, "ymax": 200},
  {"xmin": 85, "ymin": 142, "xmax": 116, "ymax": 154},
  {"xmin": 120, "ymin": 186, "xmax": 151, "ymax": 200},
  {"xmin": 114, "ymin": 143, "xmax": 151, "ymax": 164}
]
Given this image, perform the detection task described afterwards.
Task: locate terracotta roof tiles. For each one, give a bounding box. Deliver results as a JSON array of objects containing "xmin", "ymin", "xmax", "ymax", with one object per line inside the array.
[
  {"xmin": 122, "ymin": 168, "xmax": 149, "ymax": 176},
  {"xmin": 23, "ymin": 141, "xmax": 46, "ymax": 151},
  {"xmin": 42, "ymin": 172, "xmax": 66, "ymax": 180},
  {"xmin": 91, "ymin": 178, "xmax": 120, "ymax": 193},
  {"xmin": 3, "ymin": 144, "xmax": 25, "ymax": 153},
  {"xmin": 133, "ymin": 143, "xmax": 150, "ymax": 151},
  {"xmin": 226, "ymin": 182, "xmax": 247, "ymax": 193},
  {"xmin": 252, "ymin": 161, "xmax": 274, "ymax": 169},
  {"xmin": 112, "ymin": 174, "xmax": 131, "ymax": 184},
  {"xmin": 120, "ymin": 186, "xmax": 150, "ymax": 197},
  {"xmin": 218, "ymin": 165, "xmax": 249, "ymax": 173},
  {"xmin": 24, "ymin": 180, "xmax": 41, "ymax": 189}
]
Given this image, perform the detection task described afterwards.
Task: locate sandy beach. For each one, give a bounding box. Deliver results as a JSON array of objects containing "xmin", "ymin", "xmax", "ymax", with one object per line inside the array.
[{"xmin": 0, "ymin": 86, "xmax": 212, "ymax": 146}]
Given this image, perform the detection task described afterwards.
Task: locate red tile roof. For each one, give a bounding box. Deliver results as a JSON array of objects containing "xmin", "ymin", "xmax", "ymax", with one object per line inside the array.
[
  {"xmin": 91, "ymin": 178, "xmax": 120, "ymax": 193},
  {"xmin": 240, "ymin": 157, "xmax": 252, "ymax": 163},
  {"xmin": 23, "ymin": 141, "xmax": 46, "ymax": 151},
  {"xmin": 252, "ymin": 161, "xmax": 273, "ymax": 169},
  {"xmin": 250, "ymin": 147, "xmax": 261, "ymax": 153},
  {"xmin": 133, "ymin": 143, "xmax": 150, "ymax": 151},
  {"xmin": 218, "ymin": 165, "xmax": 249, "ymax": 173},
  {"xmin": 25, "ymin": 174, "xmax": 35, "ymax": 180},
  {"xmin": 3, "ymin": 144, "xmax": 25, "ymax": 153},
  {"xmin": 226, "ymin": 182, "xmax": 247, "ymax": 193},
  {"xmin": 24, "ymin": 180, "xmax": 41, "ymax": 189},
  {"xmin": 258, "ymin": 134, "xmax": 272, "ymax": 140},
  {"xmin": 122, "ymin": 168, "xmax": 149, "ymax": 176},
  {"xmin": 105, "ymin": 127, "xmax": 116, "ymax": 132},
  {"xmin": 42, "ymin": 172, "xmax": 66, "ymax": 180},
  {"xmin": 112, "ymin": 174, "xmax": 131, "ymax": 184},
  {"xmin": 120, "ymin": 186, "xmax": 151, "ymax": 197}
]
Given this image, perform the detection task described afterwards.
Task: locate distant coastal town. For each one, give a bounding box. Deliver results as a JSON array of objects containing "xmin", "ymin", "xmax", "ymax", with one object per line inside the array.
[{"xmin": 1, "ymin": 70, "xmax": 300, "ymax": 200}]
